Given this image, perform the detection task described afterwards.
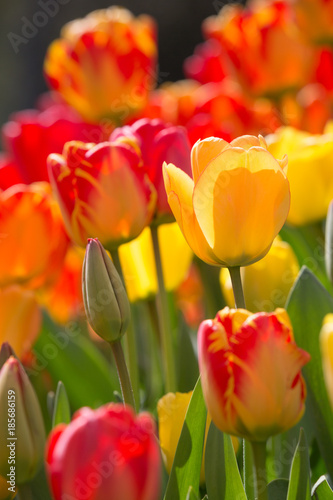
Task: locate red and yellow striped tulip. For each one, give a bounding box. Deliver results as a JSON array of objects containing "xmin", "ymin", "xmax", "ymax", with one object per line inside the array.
[{"xmin": 198, "ymin": 307, "xmax": 310, "ymax": 441}]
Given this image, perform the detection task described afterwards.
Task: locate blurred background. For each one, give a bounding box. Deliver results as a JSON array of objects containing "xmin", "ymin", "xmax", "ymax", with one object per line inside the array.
[{"xmin": 0, "ymin": 0, "xmax": 236, "ymax": 128}]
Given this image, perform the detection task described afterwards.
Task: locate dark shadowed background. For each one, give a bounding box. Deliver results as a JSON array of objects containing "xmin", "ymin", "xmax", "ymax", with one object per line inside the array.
[{"xmin": 0, "ymin": 0, "xmax": 237, "ymax": 129}]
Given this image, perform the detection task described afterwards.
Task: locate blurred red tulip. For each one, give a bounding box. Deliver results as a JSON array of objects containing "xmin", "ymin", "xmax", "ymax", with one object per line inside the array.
[
  {"xmin": 111, "ymin": 119, "xmax": 191, "ymax": 220},
  {"xmin": 46, "ymin": 404, "xmax": 161, "ymax": 500},
  {"xmin": 48, "ymin": 140, "xmax": 156, "ymax": 249},
  {"xmin": 2, "ymin": 104, "xmax": 109, "ymax": 184}
]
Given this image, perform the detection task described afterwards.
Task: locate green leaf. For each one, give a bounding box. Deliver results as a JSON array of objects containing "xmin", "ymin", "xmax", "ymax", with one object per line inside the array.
[
  {"xmin": 32, "ymin": 312, "xmax": 119, "ymax": 410},
  {"xmin": 286, "ymin": 429, "xmax": 311, "ymax": 500},
  {"xmin": 164, "ymin": 377, "xmax": 207, "ymax": 500},
  {"xmin": 268, "ymin": 479, "xmax": 289, "ymax": 500},
  {"xmin": 205, "ymin": 422, "xmax": 247, "ymax": 500},
  {"xmin": 52, "ymin": 381, "xmax": 71, "ymax": 427},
  {"xmin": 177, "ymin": 323, "xmax": 199, "ymax": 393},
  {"xmin": 312, "ymin": 476, "xmax": 333, "ymax": 499},
  {"xmin": 286, "ymin": 267, "xmax": 333, "ymax": 477},
  {"xmin": 186, "ymin": 486, "xmax": 200, "ymax": 500}
]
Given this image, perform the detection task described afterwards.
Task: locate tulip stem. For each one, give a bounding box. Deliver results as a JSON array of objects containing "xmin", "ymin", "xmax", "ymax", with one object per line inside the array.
[
  {"xmin": 228, "ymin": 266, "xmax": 246, "ymax": 309},
  {"xmin": 111, "ymin": 339, "xmax": 136, "ymax": 409},
  {"xmin": 110, "ymin": 248, "xmax": 139, "ymax": 412},
  {"xmin": 250, "ymin": 441, "xmax": 268, "ymax": 500},
  {"xmin": 150, "ymin": 225, "xmax": 177, "ymax": 393}
]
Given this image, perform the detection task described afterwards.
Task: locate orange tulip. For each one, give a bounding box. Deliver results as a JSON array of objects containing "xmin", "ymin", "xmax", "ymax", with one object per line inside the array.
[
  {"xmin": 294, "ymin": 0, "xmax": 333, "ymax": 44},
  {"xmin": 163, "ymin": 135, "xmax": 290, "ymax": 267},
  {"xmin": 0, "ymin": 182, "xmax": 68, "ymax": 289},
  {"xmin": 198, "ymin": 307, "xmax": 310, "ymax": 441},
  {"xmin": 0, "ymin": 286, "xmax": 41, "ymax": 357},
  {"xmin": 203, "ymin": 0, "xmax": 314, "ymax": 97},
  {"xmin": 48, "ymin": 140, "xmax": 156, "ymax": 249},
  {"xmin": 44, "ymin": 7, "xmax": 157, "ymax": 123}
]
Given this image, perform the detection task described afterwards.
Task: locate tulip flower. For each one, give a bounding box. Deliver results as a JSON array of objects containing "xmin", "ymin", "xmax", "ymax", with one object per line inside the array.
[
  {"xmin": 2, "ymin": 104, "xmax": 109, "ymax": 184},
  {"xmin": 44, "ymin": 7, "xmax": 157, "ymax": 123},
  {"xmin": 203, "ymin": 0, "xmax": 314, "ymax": 97},
  {"xmin": 157, "ymin": 391, "xmax": 238, "ymax": 484},
  {"xmin": 0, "ymin": 154, "xmax": 24, "ymax": 190},
  {"xmin": 294, "ymin": 0, "xmax": 333, "ymax": 44},
  {"xmin": 319, "ymin": 314, "xmax": 333, "ymax": 410},
  {"xmin": 48, "ymin": 140, "xmax": 156, "ymax": 249},
  {"xmin": 267, "ymin": 127, "xmax": 333, "ymax": 225},
  {"xmin": 111, "ymin": 118, "xmax": 192, "ymax": 220},
  {"xmin": 119, "ymin": 222, "xmax": 192, "ymax": 302},
  {"xmin": 0, "ymin": 357, "xmax": 46, "ymax": 484},
  {"xmin": 82, "ymin": 238, "xmax": 131, "ymax": 343},
  {"xmin": 0, "ymin": 182, "xmax": 68, "ymax": 289},
  {"xmin": 46, "ymin": 404, "xmax": 161, "ymax": 500},
  {"xmin": 198, "ymin": 307, "xmax": 310, "ymax": 441},
  {"xmin": 0, "ymin": 286, "xmax": 41, "ymax": 357},
  {"xmin": 220, "ymin": 238, "xmax": 299, "ymax": 312},
  {"xmin": 163, "ymin": 135, "xmax": 290, "ymax": 267},
  {"xmin": 0, "ymin": 476, "xmax": 15, "ymax": 500}
]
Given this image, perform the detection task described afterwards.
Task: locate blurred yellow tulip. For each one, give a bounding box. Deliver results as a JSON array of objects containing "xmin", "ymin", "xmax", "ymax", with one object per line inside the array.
[
  {"xmin": 267, "ymin": 127, "xmax": 333, "ymax": 225},
  {"xmin": 320, "ymin": 314, "xmax": 333, "ymax": 410},
  {"xmin": 220, "ymin": 238, "xmax": 299, "ymax": 312},
  {"xmin": 157, "ymin": 391, "xmax": 238, "ymax": 484},
  {"xmin": 0, "ymin": 286, "xmax": 41, "ymax": 357},
  {"xmin": 119, "ymin": 223, "xmax": 193, "ymax": 302}
]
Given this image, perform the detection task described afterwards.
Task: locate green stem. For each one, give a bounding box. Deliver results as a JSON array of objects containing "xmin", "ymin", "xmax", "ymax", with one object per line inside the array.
[
  {"xmin": 250, "ymin": 441, "xmax": 268, "ymax": 500},
  {"xmin": 110, "ymin": 248, "xmax": 139, "ymax": 411},
  {"xmin": 228, "ymin": 266, "xmax": 246, "ymax": 309},
  {"xmin": 243, "ymin": 439, "xmax": 256, "ymax": 500},
  {"xmin": 110, "ymin": 339, "xmax": 135, "ymax": 409},
  {"xmin": 18, "ymin": 484, "xmax": 34, "ymax": 500},
  {"xmin": 150, "ymin": 225, "xmax": 177, "ymax": 393}
]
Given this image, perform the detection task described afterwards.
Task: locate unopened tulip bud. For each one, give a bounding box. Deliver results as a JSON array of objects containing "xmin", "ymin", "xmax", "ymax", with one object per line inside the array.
[
  {"xmin": 0, "ymin": 357, "xmax": 46, "ymax": 484},
  {"xmin": 82, "ymin": 238, "xmax": 131, "ymax": 342},
  {"xmin": 0, "ymin": 343, "xmax": 17, "ymax": 370}
]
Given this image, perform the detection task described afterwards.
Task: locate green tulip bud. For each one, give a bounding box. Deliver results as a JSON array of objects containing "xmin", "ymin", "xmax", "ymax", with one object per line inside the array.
[
  {"xmin": 0, "ymin": 357, "xmax": 46, "ymax": 485},
  {"xmin": 82, "ymin": 238, "xmax": 131, "ymax": 342}
]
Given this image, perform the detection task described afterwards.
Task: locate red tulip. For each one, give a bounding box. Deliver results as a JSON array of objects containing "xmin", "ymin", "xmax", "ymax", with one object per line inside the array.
[
  {"xmin": 46, "ymin": 404, "xmax": 161, "ymax": 500},
  {"xmin": 198, "ymin": 307, "xmax": 310, "ymax": 441},
  {"xmin": 111, "ymin": 119, "xmax": 191, "ymax": 220},
  {"xmin": 2, "ymin": 103, "xmax": 109, "ymax": 184},
  {"xmin": 48, "ymin": 140, "xmax": 156, "ymax": 249}
]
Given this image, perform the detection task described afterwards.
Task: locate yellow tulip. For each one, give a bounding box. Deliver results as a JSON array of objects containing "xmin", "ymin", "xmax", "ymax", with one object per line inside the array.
[
  {"xmin": 119, "ymin": 223, "xmax": 193, "ymax": 302},
  {"xmin": 319, "ymin": 314, "xmax": 333, "ymax": 410},
  {"xmin": 163, "ymin": 135, "xmax": 290, "ymax": 267},
  {"xmin": 157, "ymin": 391, "xmax": 238, "ymax": 484},
  {"xmin": 267, "ymin": 127, "xmax": 333, "ymax": 225},
  {"xmin": 220, "ymin": 238, "xmax": 299, "ymax": 312},
  {"xmin": 0, "ymin": 286, "xmax": 41, "ymax": 357}
]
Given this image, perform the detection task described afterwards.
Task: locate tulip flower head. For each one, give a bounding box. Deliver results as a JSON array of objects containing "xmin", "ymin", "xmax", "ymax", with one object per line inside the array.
[
  {"xmin": 198, "ymin": 308, "xmax": 310, "ymax": 441},
  {"xmin": 44, "ymin": 7, "xmax": 157, "ymax": 122},
  {"xmin": 48, "ymin": 140, "xmax": 156, "ymax": 249},
  {"xmin": 46, "ymin": 404, "xmax": 161, "ymax": 500},
  {"xmin": 0, "ymin": 357, "xmax": 46, "ymax": 484},
  {"xmin": 319, "ymin": 314, "xmax": 333, "ymax": 410},
  {"xmin": 163, "ymin": 135, "xmax": 290, "ymax": 267},
  {"xmin": 82, "ymin": 238, "xmax": 131, "ymax": 342}
]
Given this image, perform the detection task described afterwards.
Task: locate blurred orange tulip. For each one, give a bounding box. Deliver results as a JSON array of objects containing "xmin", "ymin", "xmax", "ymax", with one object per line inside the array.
[
  {"xmin": 48, "ymin": 141, "xmax": 156, "ymax": 249},
  {"xmin": 0, "ymin": 286, "xmax": 41, "ymax": 357},
  {"xmin": 294, "ymin": 0, "xmax": 333, "ymax": 44},
  {"xmin": 204, "ymin": 0, "xmax": 314, "ymax": 97},
  {"xmin": 0, "ymin": 182, "xmax": 68, "ymax": 289},
  {"xmin": 44, "ymin": 7, "xmax": 157, "ymax": 123}
]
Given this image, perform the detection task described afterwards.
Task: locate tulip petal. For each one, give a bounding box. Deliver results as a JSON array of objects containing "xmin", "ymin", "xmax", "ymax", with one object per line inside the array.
[
  {"xmin": 191, "ymin": 137, "xmax": 229, "ymax": 182},
  {"xmin": 163, "ymin": 162, "xmax": 223, "ymax": 265},
  {"xmin": 193, "ymin": 147, "xmax": 290, "ymax": 266}
]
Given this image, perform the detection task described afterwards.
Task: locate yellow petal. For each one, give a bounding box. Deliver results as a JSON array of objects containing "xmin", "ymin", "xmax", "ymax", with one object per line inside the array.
[
  {"xmin": 191, "ymin": 137, "xmax": 229, "ymax": 182},
  {"xmin": 163, "ymin": 162, "xmax": 223, "ymax": 265}
]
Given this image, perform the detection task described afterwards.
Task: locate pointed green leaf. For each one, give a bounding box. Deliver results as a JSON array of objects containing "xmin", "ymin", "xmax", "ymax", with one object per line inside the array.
[
  {"xmin": 287, "ymin": 429, "xmax": 311, "ymax": 500},
  {"xmin": 205, "ymin": 422, "xmax": 247, "ymax": 500},
  {"xmin": 268, "ymin": 479, "xmax": 289, "ymax": 500},
  {"xmin": 186, "ymin": 486, "xmax": 200, "ymax": 500},
  {"xmin": 312, "ymin": 476, "xmax": 333, "ymax": 499},
  {"xmin": 52, "ymin": 381, "xmax": 71, "ymax": 427},
  {"xmin": 32, "ymin": 312, "xmax": 119, "ymax": 410},
  {"xmin": 164, "ymin": 377, "xmax": 207, "ymax": 500},
  {"xmin": 286, "ymin": 267, "xmax": 333, "ymax": 478}
]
